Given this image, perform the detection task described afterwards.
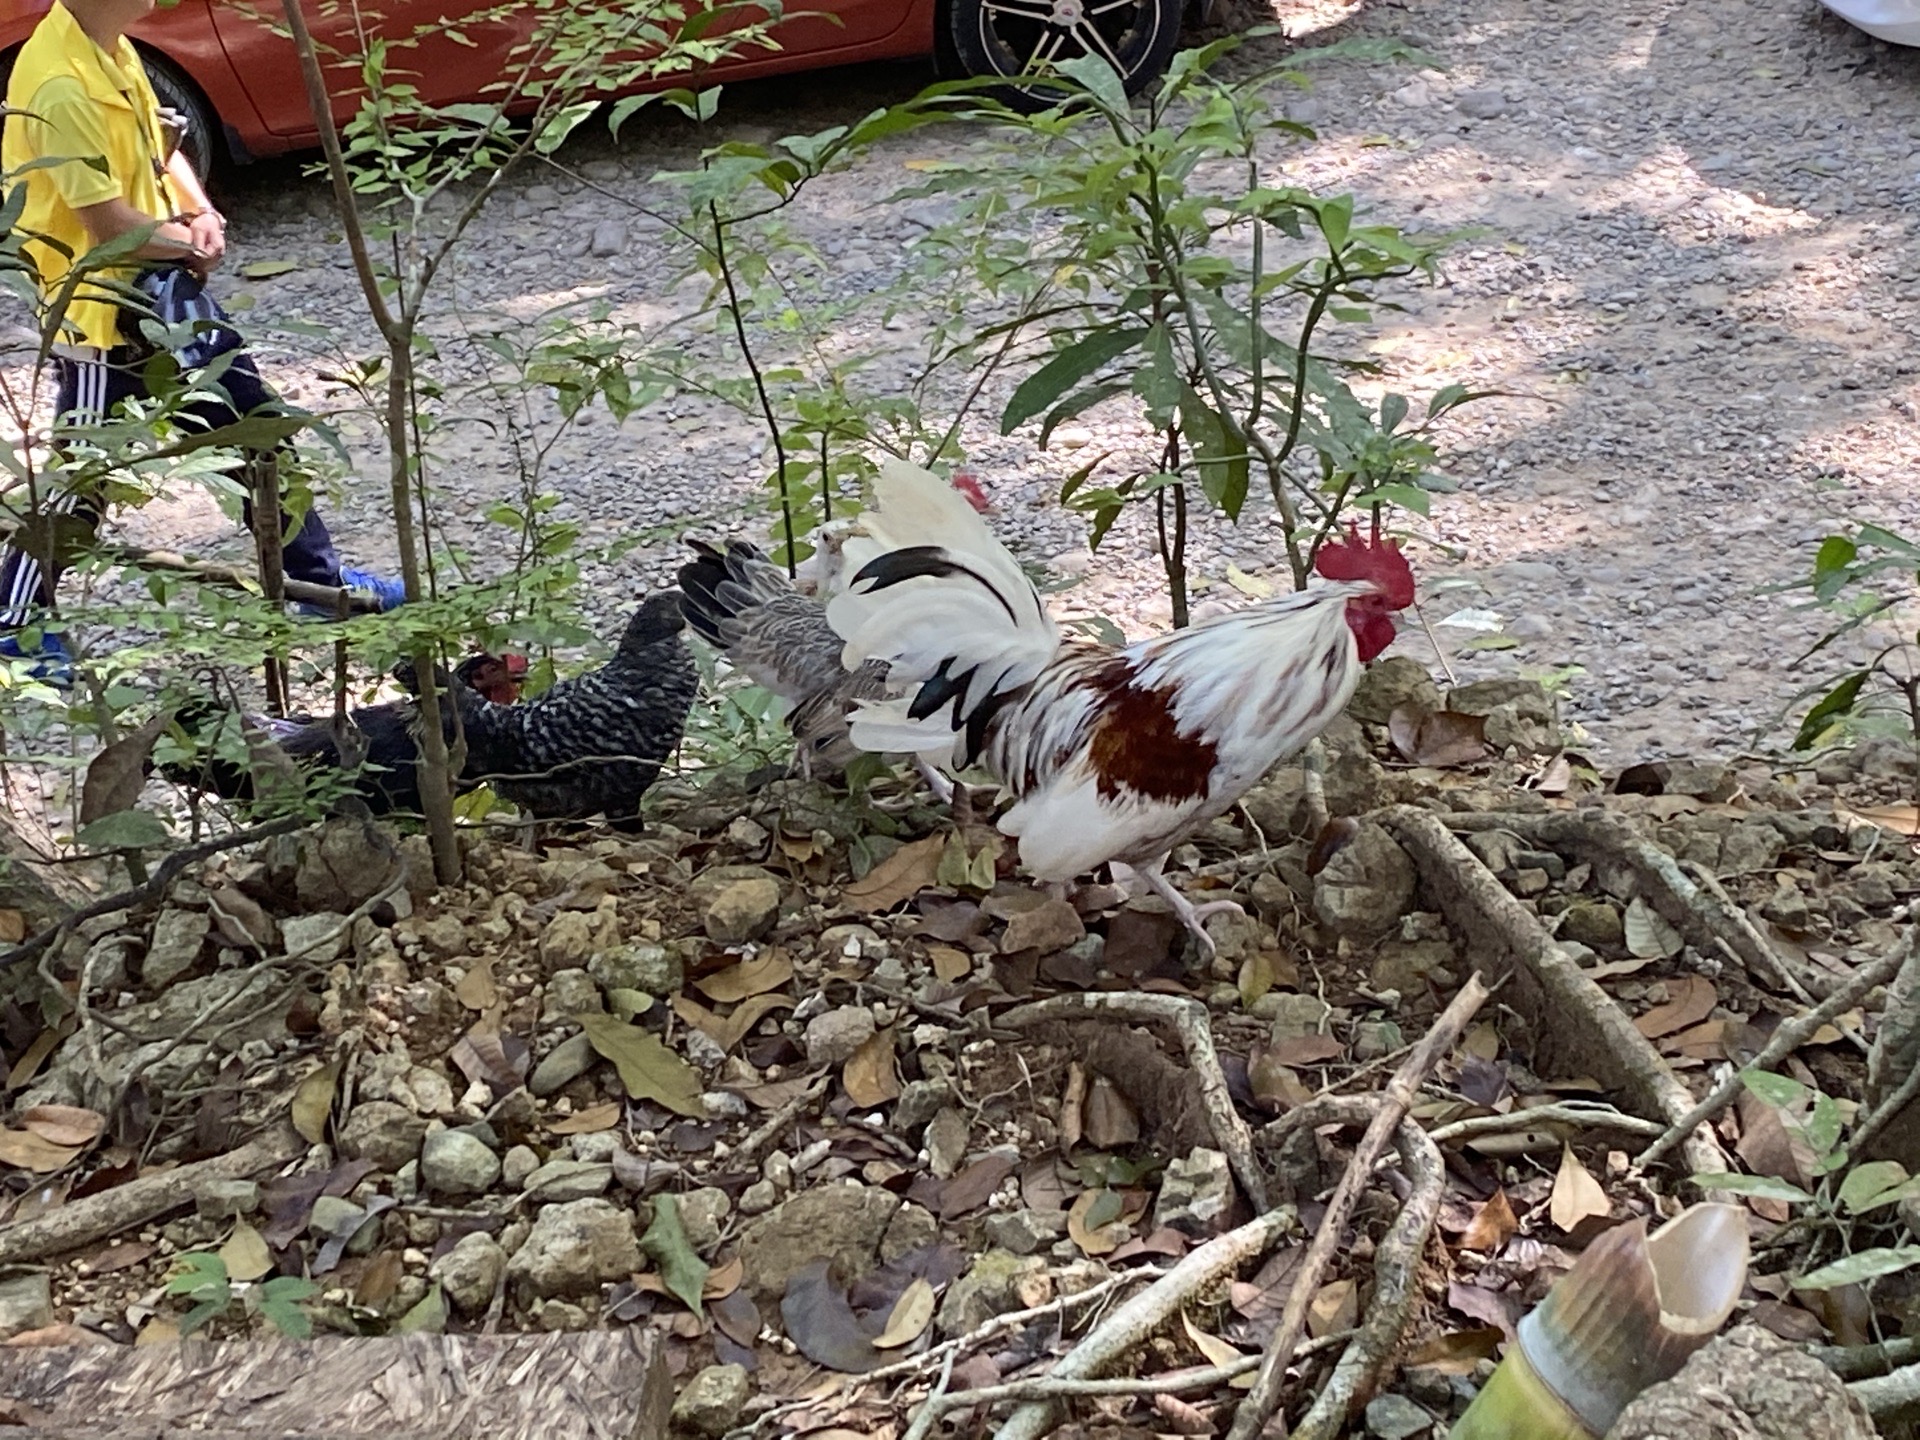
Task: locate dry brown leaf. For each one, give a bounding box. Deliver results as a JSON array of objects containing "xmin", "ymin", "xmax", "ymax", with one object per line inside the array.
[
  {"xmin": 0, "ymin": 910, "xmax": 22, "ymax": 945},
  {"xmin": 672, "ymin": 992, "xmax": 794, "ymax": 1054},
  {"xmin": 0, "ymin": 1129, "xmax": 80, "ymax": 1174},
  {"xmin": 1306, "ymin": 1278, "xmax": 1358, "ymax": 1338},
  {"xmin": 1247, "ymin": 1051, "xmax": 1314, "ymax": 1113},
  {"xmin": 1388, "ymin": 705, "xmax": 1489, "ymax": 769},
  {"xmin": 1458, "ymin": 1188, "xmax": 1518, "ymax": 1253},
  {"xmin": 841, "ymin": 836, "xmax": 945, "ymax": 911},
  {"xmin": 1270, "ymin": 1032, "xmax": 1345, "ymax": 1067},
  {"xmin": 19, "ymin": 1105, "xmax": 104, "ymax": 1149},
  {"xmin": 548, "ymin": 1101, "xmax": 621, "ymax": 1135},
  {"xmin": 695, "ymin": 950, "xmax": 794, "ymax": 1003},
  {"xmin": 1838, "ymin": 802, "xmax": 1920, "ymax": 836},
  {"xmin": 1059, "ymin": 1061, "xmax": 1086, "ymax": 1157},
  {"xmin": 872, "ymin": 1277, "xmax": 936, "ymax": 1349},
  {"xmin": 1181, "ymin": 1310, "xmax": 1255, "ymax": 1388},
  {"xmin": 219, "ymin": 1219, "xmax": 272, "ymax": 1282},
  {"xmin": 1067, "ymin": 1188, "xmax": 1128, "ymax": 1256},
  {"xmin": 1548, "ymin": 1146, "xmax": 1611, "ymax": 1232},
  {"xmin": 455, "ymin": 958, "xmax": 498, "ymax": 1011},
  {"xmin": 76, "ymin": 1240, "xmax": 154, "ymax": 1277},
  {"xmin": 936, "ymin": 1153, "xmax": 1015, "ymax": 1219},
  {"xmin": 927, "ymin": 944, "xmax": 973, "ymax": 983},
  {"xmin": 8, "ymin": 1026, "xmax": 67, "ymax": 1091},
  {"xmin": 843, "ymin": 1029, "xmax": 901, "ymax": 1109},
  {"xmin": 703, "ymin": 1255, "xmax": 744, "ymax": 1301},
  {"xmin": 1082, "ymin": 1075, "xmax": 1141, "ymax": 1149},
  {"xmin": 135, "ymin": 1317, "xmax": 180, "ymax": 1346},
  {"xmin": 1663, "ymin": 1017, "xmax": 1736, "ymax": 1061},
  {"xmin": 290, "ymin": 1064, "xmax": 337, "ymax": 1145},
  {"xmin": 1406, "ymin": 1327, "xmax": 1504, "ymax": 1372},
  {"xmin": 355, "ymin": 1250, "xmax": 402, "ymax": 1308},
  {"xmin": 79, "ymin": 712, "xmax": 169, "ymax": 825},
  {"xmin": 1624, "ymin": 897, "xmax": 1684, "ymax": 960},
  {"xmin": 1153, "ymin": 1392, "xmax": 1216, "ymax": 1435},
  {"xmin": 1635, "ymin": 974, "xmax": 1718, "ymax": 1040},
  {"xmin": 1462, "ymin": 1023, "xmax": 1501, "ymax": 1063}
]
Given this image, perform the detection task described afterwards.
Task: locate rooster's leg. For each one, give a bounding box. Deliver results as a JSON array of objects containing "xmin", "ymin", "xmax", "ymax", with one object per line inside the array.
[
  {"xmin": 914, "ymin": 758, "xmax": 956, "ymax": 807},
  {"xmin": 1137, "ymin": 856, "xmax": 1244, "ymax": 959}
]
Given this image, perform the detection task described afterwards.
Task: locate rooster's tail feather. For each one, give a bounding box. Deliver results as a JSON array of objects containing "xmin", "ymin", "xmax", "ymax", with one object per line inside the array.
[
  {"xmin": 828, "ymin": 459, "xmax": 1057, "ymax": 763},
  {"xmin": 677, "ymin": 540, "xmax": 791, "ymax": 652}
]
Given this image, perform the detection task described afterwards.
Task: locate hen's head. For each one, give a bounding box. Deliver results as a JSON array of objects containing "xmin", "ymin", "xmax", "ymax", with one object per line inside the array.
[
  {"xmin": 950, "ymin": 467, "xmax": 991, "ymax": 515},
  {"xmin": 1314, "ymin": 522, "xmax": 1415, "ymax": 663},
  {"xmin": 456, "ymin": 652, "xmax": 529, "ymax": 705}
]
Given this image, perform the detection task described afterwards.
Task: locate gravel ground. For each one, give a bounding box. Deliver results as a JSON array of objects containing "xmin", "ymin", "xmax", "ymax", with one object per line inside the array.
[{"xmin": 77, "ymin": 0, "xmax": 1920, "ymax": 762}]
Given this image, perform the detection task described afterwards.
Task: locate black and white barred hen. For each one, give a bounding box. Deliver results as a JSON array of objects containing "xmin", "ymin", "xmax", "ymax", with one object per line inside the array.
[
  {"xmin": 425, "ymin": 590, "xmax": 697, "ymax": 828},
  {"xmin": 677, "ymin": 538, "xmax": 952, "ymax": 799}
]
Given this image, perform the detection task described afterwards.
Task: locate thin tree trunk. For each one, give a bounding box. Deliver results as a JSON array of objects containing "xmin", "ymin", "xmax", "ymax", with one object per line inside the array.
[{"xmin": 246, "ymin": 450, "xmax": 289, "ymax": 717}]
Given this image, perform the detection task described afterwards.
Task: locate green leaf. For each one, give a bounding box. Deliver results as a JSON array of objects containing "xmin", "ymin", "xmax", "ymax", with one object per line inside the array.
[
  {"xmin": 238, "ymin": 259, "xmax": 300, "ymax": 279},
  {"xmin": 640, "ymin": 1193, "xmax": 709, "ymax": 1320},
  {"xmin": 1838, "ymin": 1160, "xmax": 1911, "ymax": 1214},
  {"xmin": 1039, "ymin": 381, "xmax": 1129, "ymax": 449},
  {"xmin": 1002, "ymin": 326, "xmax": 1148, "ymax": 435},
  {"xmin": 1056, "ymin": 53, "xmax": 1129, "ymax": 113},
  {"xmin": 1793, "ymin": 670, "xmax": 1868, "ymax": 751},
  {"xmin": 1689, "ymin": 1172, "xmax": 1815, "ymax": 1204},
  {"xmin": 1845, "ymin": 1173, "xmax": 1920, "ymax": 1213},
  {"xmin": 1813, "ymin": 535, "xmax": 1857, "ymax": 577},
  {"xmin": 1793, "ymin": 1246, "xmax": 1920, "ymax": 1290},
  {"xmin": 74, "ymin": 810, "xmax": 170, "ymax": 852},
  {"xmin": 534, "ymin": 101, "xmax": 599, "ymax": 156},
  {"xmin": 1379, "ymin": 393, "xmax": 1409, "ymax": 434},
  {"xmin": 394, "ymin": 1282, "xmax": 447, "ymax": 1334},
  {"xmin": 1741, "ymin": 1070, "xmax": 1811, "ymax": 1110},
  {"xmin": 577, "ymin": 1013, "xmax": 705, "ymax": 1118}
]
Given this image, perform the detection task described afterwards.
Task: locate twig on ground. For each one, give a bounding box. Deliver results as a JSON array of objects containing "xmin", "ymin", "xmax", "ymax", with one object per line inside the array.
[
  {"xmin": 730, "ymin": 1074, "xmax": 832, "ymax": 1171},
  {"xmin": 997, "ymin": 991, "xmax": 1268, "ymax": 1212},
  {"xmin": 900, "ymin": 1350, "xmax": 957, "ymax": 1440},
  {"xmin": 990, "ymin": 1209, "xmax": 1298, "ymax": 1440},
  {"xmin": 1849, "ymin": 1050, "xmax": 1920, "ymax": 1162},
  {"xmin": 1814, "ymin": 1336, "xmax": 1920, "ymax": 1381},
  {"xmin": 1227, "ymin": 974, "xmax": 1490, "ymax": 1440},
  {"xmin": 1684, "ymin": 859, "xmax": 1832, "ymax": 1008},
  {"xmin": 0, "ymin": 1124, "xmax": 305, "ymax": 1265},
  {"xmin": 1425, "ymin": 1101, "xmax": 1668, "ymax": 1146},
  {"xmin": 1849, "ymin": 1359, "xmax": 1920, "ymax": 1424},
  {"xmin": 1636, "ymin": 932, "xmax": 1913, "ymax": 1170},
  {"xmin": 1289, "ymin": 1099, "xmax": 1446, "ymax": 1440},
  {"xmin": 1, "ymin": 816, "xmax": 308, "ymax": 969}
]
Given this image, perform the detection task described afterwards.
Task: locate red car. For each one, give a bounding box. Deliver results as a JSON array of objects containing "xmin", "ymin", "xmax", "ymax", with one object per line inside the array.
[{"xmin": 0, "ymin": 0, "xmax": 1207, "ymax": 179}]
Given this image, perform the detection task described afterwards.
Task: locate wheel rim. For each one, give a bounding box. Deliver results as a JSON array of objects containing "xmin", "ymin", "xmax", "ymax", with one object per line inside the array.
[{"xmin": 970, "ymin": 0, "xmax": 1170, "ymax": 86}]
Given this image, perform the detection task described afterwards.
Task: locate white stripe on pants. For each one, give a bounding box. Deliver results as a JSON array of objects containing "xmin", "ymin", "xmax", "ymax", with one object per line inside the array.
[{"xmin": 0, "ymin": 347, "xmax": 111, "ymax": 628}]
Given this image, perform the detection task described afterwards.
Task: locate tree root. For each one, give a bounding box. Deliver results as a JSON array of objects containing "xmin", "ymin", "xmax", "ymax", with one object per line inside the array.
[
  {"xmin": 1636, "ymin": 927, "xmax": 1914, "ymax": 1170},
  {"xmin": 988, "ymin": 1207, "xmax": 1298, "ymax": 1440},
  {"xmin": 0, "ymin": 1124, "xmax": 305, "ymax": 1265},
  {"xmin": 1284, "ymin": 1095, "xmax": 1445, "ymax": 1440},
  {"xmin": 1426, "ymin": 1100, "xmax": 1667, "ymax": 1147},
  {"xmin": 1850, "ymin": 1361, "xmax": 1920, "ymax": 1426},
  {"xmin": 997, "ymin": 991, "xmax": 1269, "ymax": 1212},
  {"xmin": 1225, "ymin": 974, "xmax": 1488, "ymax": 1440},
  {"xmin": 1442, "ymin": 809, "xmax": 1796, "ymax": 995},
  {"xmin": 1380, "ymin": 806, "xmax": 1729, "ymax": 1178}
]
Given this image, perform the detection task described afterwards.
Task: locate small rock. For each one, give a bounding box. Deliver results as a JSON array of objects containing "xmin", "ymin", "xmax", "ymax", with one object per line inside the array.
[
  {"xmin": 893, "ymin": 1079, "xmax": 954, "ymax": 1132},
  {"xmin": 1560, "ymin": 900, "xmax": 1625, "ymax": 951},
  {"xmin": 1000, "ymin": 899, "xmax": 1084, "ymax": 955},
  {"xmin": 1761, "ymin": 886, "xmax": 1812, "ymax": 930},
  {"xmin": 936, "ymin": 1249, "xmax": 1046, "ymax": 1336},
  {"xmin": 1352, "ymin": 1019, "xmax": 1403, "ymax": 1061},
  {"xmin": 144, "ymin": 908, "xmax": 210, "ymax": 988},
  {"xmin": 310, "ymin": 1195, "xmax": 380, "ymax": 1256},
  {"xmin": 589, "ymin": 219, "xmax": 628, "ymax": 257},
  {"xmin": 0, "ymin": 1273, "xmax": 52, "ymax": 1339},
  {"xmin": 703, "ymin": 877, "xmax": 781, "ymax": 945},
  {"xmin": 672, "ymin": 1363, "xmax": 751, "ymax": 1439},
  {"xmin": 1447, "ymin": 679, "xmax": 1553, "ymax": 720},
  {"xmin": 739, "ymin": 1179, "xmax": 779, "ymax": 1215},
  {"xmin": 1365, "ymin": 1391, "xmax": 1437, "ymax": 1438},
  {"xmin": 1347, "ymin": 655, "xmax": 1442, "ymax": 726},
  {"xmin": 421, "ymin": 1129, "xmax": 502, "ymax": 1197},
  {"xmin": 295, "ymin": 818, "xmax": 394, "ymax": 912},
  {"xmin": 430, "ymin": 1232, "xmax": 507, "ymax": 1316},
  {"xmin": 542, "ymin": 969, "xmax": 603, "ymax": 1023},
  {"xmin": 503, "ymin": 1145, "xmax": 540, "ymax": 1189},
  {"xmin": 279, "ymin": 911, "xmax": 349, "ymax": 966},
  {"xmin": 523, "ymin": 1159, "xmax": 614, "ymax": 1203},
  {"xmin": 1313, "ymin": 823, "xmax": 1417, "ymax": 940},
  {"xmin": 983, "ymin": 1208, "xmax": 1064, "ymax": 1256},
  {"xmin": 405, "ymin": 913, "xmax": 467, "ymax": 959},
  {"xmin": 677, "ymin": 1187, "xmax": 731, "ymax": 1255},
  {"xmin": 1506, "ymin": 612, "xmax": 1553, "ymax": 640},
  {"xmin": 1268, "ymin": 992, "xmax": 1332, "ymax": 1042},
  {"xmin": 530, "ymin": 1033, "xmax": 600, "ymax": 1096},
  {"xmin": 738, "ymin": 1181, "xmax": 900, "ymax": 1298},
  {"xmin": 926, "ymin": 1106, "xmax": 970, "ymax": 1179},
  {"xmin": 1153, "ymin": 1147, "xmax": 1236, "ymax": 1238},
  {"xmin": 1720, "ymin": 822, "xmax": 1784, "ymax": 876},
  {"xmin": 193, "ymin": 1178, "xmax": 259, "ymax": 1221},
  {"xmin": 540, "ymin": 909, "xmax": 606, "ymax": 970},
  {"xmin": 339, "ymin": 1101, "xmax": 430, "ymax": 1172},
  {"xmin": 591, "ymin": 942, "xmax": 682, "ymax": 996},
  {"xmin": 803, "ymin": 1005, "xmax": 876, "ymax": 1065},
  {"xmin": 506, "ymin": 1197, "xmax": 641, "ymax": 1302},
  {"xmin": 1454, "ymin": 87, "xmax": 1507, "ymax": 120},
  {"xmin": 1661, "ymin": 760, "xmax": 1738, "ymax": 802}
]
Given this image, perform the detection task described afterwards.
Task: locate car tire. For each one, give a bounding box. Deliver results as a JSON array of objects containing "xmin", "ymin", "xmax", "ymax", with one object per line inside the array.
[
  {"xmin": 138, "ymin": 49, "xmax": 219, "ymax": 185},
  {"xmin": 943, "ymin": 0, "xmax": 1186, "ymax": 112}
]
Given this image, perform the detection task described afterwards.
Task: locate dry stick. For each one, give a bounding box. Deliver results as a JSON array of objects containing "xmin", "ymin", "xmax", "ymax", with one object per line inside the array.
[
  {"xmin": 1636, "ymin": 929, "xmax": 1914, "ymax": 1170},
  {"xmin": 1815, "ymin": 1336, "xmax": 1920, "ymax": 1381},
  {"xmin": 990, "ymin": 1209, "xmax": 1297, "ymax": 1440},
  {"xmin": 247, "ymin": 450, "xmax": 290, "ymax": 717},
  {"xmin": 1426, "ymin": 1100, "xmax": 1668, "ymax": 1146},
  {"xmin": 1224, "ymin": 974, "xmax": 1491, "ymax": 1440},
  {"xmin": 1850, "ymin": 1360, "xmax": 1920, "ymax": 1424},
  {"xmin": 730, "ymin": 1074, "xmax": 832, "ymax": 1171},
  {"xmin": 996, "ymin": 992, "xmax": 1268, "ymax": 1212},
  {"xmin": 0, "ymin": 1124, "xmax": 305, "ymax": 1265},
  {"xmin": 911, "ymin": 1356, "xmax": 1261, "ymax": 1438},
  {"xmin": 1291, "ymin": 1100, "xmax": 1446, "ymax": 1440}
]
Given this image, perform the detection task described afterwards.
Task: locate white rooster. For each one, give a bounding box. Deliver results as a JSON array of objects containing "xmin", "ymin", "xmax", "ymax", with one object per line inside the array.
[{"xmin": 825, "ymin": 459, "xmax": 1418, "ymax": 954}]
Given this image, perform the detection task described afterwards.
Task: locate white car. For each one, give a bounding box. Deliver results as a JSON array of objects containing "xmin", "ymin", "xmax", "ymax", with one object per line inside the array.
[{"xmin": 1821, "ymin": 0, "xmax": 1920, "ymax": 44}]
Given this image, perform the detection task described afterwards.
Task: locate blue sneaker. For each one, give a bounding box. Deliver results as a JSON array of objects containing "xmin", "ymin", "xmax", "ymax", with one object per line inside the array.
[
  {"xmin": 0, "ymin": 630, "xmax": 74, "ymax": 689},
  {"xmin": 297, "ymin": 566, "xmax": 408, "ymax": 618}
]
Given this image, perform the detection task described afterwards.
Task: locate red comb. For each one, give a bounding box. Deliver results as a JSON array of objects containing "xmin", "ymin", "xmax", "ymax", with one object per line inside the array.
[
  {"xmin": 502, "ymin": 653, "xmax": 530, "ymax": 678},
  {"xmin": 1313, "ymin": 522, "xmax": 1415, "ymax": 609},
  {"xmin": 950, "ymin": 468, "xmax": 990, "ymax": 515}
]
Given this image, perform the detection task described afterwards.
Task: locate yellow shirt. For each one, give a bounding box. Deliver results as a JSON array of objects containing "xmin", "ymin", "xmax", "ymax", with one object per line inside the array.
[{"xmin": 2, "ymin": 3, "xmax": 182, "ymax": 350}]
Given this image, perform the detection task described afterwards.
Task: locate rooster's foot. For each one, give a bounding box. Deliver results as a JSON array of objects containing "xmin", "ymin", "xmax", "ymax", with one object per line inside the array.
[
  {"xmin": 1137, "ymin": 863, "xmax": 1244, "ymax": 960},
  {"xmin": 915, "ymin": 758, "xmax": 956, "ymax": 808}
]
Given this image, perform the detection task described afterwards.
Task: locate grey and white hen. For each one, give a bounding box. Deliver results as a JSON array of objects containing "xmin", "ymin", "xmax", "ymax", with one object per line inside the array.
[
  {"xmin": 677, "ymin": 539, "xmax": 951, "ymax": 799},
  {"xmin": 437, "ymin": 590, "xmax": 697, "ymax": 829}
]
